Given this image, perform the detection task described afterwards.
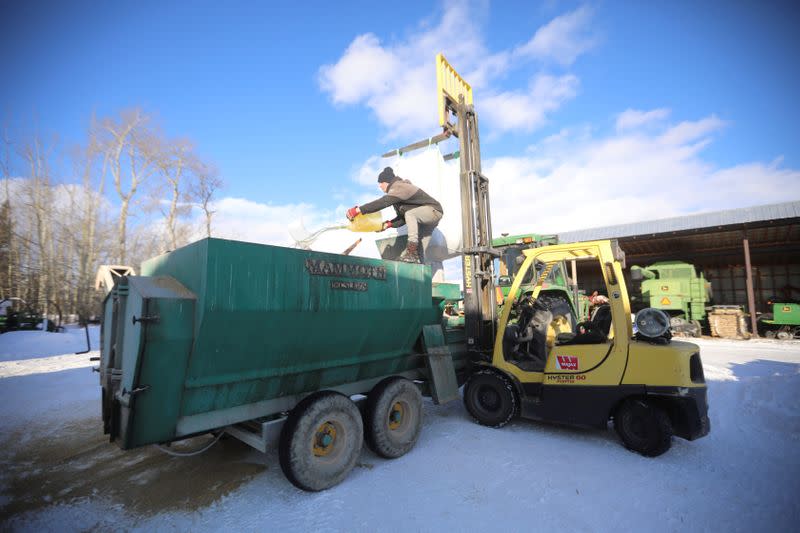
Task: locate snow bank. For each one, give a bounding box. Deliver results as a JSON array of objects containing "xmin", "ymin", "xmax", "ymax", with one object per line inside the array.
[{"xmin": 0, "ymin": 326, "xmax": 100, "ymax": 362}]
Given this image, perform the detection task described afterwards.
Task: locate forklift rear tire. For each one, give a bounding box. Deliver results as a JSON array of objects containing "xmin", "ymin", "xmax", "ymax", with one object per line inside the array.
[
  {"xmin": 463, "ymin": 370, "xmax": 517, "ymax": 428},
  {"xmin": 279, "ymin": 392, "xmax": 363, "ymax": 491},
  {"xmin": 614, "ymin": 399, "xmax": 673, "ymax": 457},
  {"xmin": 364, "ymin": 377, "xmax": 423, "ymax": 459}
]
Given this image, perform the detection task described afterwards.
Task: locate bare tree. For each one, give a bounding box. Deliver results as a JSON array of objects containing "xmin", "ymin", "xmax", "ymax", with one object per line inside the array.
[
  {"xmin": 189, "ymin": 162, "xmax": 223, "ymax": 238},
  {"xmin": 0, "ymin": 198, "xmax": 11, "ymax": 301},
  {"xmin": 1, "ymin": 109, "xmax": 221, "ymax": 320},
  {"xmin": 0, "ymin": 126, "xmax": 13, "ymax": 299},
  {"xmin": 72, "ymin": 119, "xmax": 105, "ymax": 317},
  {"xmin": 154, "ymin": 138, "xmax": 194, "ymax": 249},
  {"xmin": 100, "ymin": 109, "xmax": 157, "ymax": 264},
  {"xmin": 21, "ymin": 135, "xmax": 56, "ymax": 314}
]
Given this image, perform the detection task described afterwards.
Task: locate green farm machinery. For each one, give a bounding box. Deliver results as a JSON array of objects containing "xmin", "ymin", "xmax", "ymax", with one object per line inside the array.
[
  {"xmin": 630, "ymin": 261, "xmax": 711, "ymax": 337},
  {"xmin": 629, "ymin": 261, "xmax": 756, "ymax": 339},
  {"xmin": 758, "ymin": 300, "xmax": 800, "ymax": 339},
  {"xmin": 493, "ymin": 232, "xmax": 586, "ymax": 325},
  {"xmin": 0, "ymin": 297, "xmax": 61, "ymax": 333}
]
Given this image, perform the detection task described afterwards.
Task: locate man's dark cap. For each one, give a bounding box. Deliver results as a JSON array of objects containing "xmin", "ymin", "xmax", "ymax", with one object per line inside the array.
[{"xmin": 378, "ymin": 167, "xmax": 397, "ymax": 183}]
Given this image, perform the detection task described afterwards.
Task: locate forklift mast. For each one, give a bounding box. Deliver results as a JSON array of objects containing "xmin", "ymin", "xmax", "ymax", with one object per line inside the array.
[
  {"xmin": 436, "ymin": 54, "xmax": 497, "ymax": 353},
  {"xmin": 382, "ymin": 54, "xmax": 498, "ymax": 354}
]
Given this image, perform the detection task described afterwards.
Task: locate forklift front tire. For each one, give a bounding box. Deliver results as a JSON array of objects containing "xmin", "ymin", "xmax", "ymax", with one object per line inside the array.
[
  {"xmin": 614, "ymin": 399, "xmax": 673, "ymax": 457},
  {"xmin": 463, "ymin": 370, "xmax": 517, "ymax": 428}
]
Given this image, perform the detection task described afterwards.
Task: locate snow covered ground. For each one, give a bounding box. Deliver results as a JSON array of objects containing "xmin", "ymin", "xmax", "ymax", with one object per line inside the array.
[{"xmin": 1, "ymin": 328, "xmax": 798, "ymax": 532}]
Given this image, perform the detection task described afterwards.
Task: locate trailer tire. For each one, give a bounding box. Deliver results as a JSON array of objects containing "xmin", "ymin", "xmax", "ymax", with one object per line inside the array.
[
  {"xmin": 364, "ymin": 377, "xmax": 423, "ymax": 459},
  {"xmin": 615, "ymin": 399, "xmax": 673, "ymax": 457},
  {"xmin": 279, "ymin": 392, "xmax": 363, "ymax": 491},
  {"xmin": 463, "ymin": 370, "xmax": 517, "ymax": 428}
]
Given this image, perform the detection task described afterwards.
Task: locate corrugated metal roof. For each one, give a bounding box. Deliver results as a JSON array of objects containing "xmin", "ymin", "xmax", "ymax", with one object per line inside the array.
[{"xmin": 558, "ymin": 201, "xmax": 800, "ymax": 243}]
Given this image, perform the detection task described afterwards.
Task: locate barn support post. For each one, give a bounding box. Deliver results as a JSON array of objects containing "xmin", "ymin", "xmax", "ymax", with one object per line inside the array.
[{"xmin": 742, "ymin": 237, "xmax": 758, "ymax": 337}]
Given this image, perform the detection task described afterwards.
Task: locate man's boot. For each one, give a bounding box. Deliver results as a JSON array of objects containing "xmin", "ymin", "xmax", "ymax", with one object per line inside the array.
[{"xmin": 398, "ymin": 241, "xmax": 420, "ymax": 263}]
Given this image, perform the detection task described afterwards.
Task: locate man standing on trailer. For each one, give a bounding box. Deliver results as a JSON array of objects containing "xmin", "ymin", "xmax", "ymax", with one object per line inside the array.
[{"xmin": 346, "ymin": 167, "xmax": 443, "ymax": 264}]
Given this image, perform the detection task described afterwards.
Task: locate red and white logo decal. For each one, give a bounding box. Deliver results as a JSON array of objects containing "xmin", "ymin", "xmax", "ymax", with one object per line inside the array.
[{"xmin": 556, "ymin": 355, "xmax": 579, "ymax": 371}]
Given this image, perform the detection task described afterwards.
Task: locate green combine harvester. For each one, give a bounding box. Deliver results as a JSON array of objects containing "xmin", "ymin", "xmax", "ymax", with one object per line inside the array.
[{"xmin": 629, "ymin": 261, "xmax": 711, "ymax": 337}]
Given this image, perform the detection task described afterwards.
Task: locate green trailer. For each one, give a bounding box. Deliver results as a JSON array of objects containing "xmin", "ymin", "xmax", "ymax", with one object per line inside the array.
[
  {"xmin": 99, "ymin": 237, "xmax": 468, "ymax": 490},
  {"xmin": 758, "ymin": 301, "xmax": 800, "ymax": 339},
  {"xmin": 630, "ymin": 261, "xmax": 711, "ymax": 337}
]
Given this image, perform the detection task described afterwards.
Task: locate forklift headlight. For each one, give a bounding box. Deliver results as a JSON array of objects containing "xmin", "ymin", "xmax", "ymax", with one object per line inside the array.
[{"xmin": 635, "ymin": 308, "xmax": 671, "ymax": 338}]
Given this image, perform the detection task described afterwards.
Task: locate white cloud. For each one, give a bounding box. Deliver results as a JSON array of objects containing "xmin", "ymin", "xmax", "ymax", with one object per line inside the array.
[
  {"xmin": 616, "ymin": 108, "xmax": 671, "ymax": 131},
  {"xmin": 318, "ymin": 34, "xmax": 400, "ymax": 106},
  {"xmin": 351, "ymin": 155, "xmax": 385, "ymax": 187},
  {"xmin": 483, "ymin": 114, "xmax": 798, "ymax": 235},
  {"xmin": 658, "ymin": 115, "xmax": 727, "ymax": 145},
  {"xmin": 206, "ymin": 196, "xmax": 385, "ymax": 259},
  {"xmin": 318, "ymin": 2, "xmax": 596, "ymax": 138},
  {"xmin": 482, "ymin": 74, "xmax": 579, "ymax": 133},
  {"xmin": 704, "ymin": 159, "xmax": 800, "ymax": 208},
  {"xmin": 209, "ymin": 197, "xmax": 317, "ymax": 247},
  {"xmin": 317, "ymin": 2, "xmax": 478, "ymax": 140},
  {"xmin": 514, "ymin": 5, "xmax": 597, "ymax": 66}
]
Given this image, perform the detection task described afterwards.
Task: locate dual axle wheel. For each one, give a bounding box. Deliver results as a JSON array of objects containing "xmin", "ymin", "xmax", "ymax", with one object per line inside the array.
[{"xmin": 279, "ymin": 377, "xmax": 423, "ymax": 491}]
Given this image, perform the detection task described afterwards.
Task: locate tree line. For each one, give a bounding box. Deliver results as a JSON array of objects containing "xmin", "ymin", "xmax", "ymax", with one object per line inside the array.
[{"xmin": 0, "ymin": 109, "xmax": 222, "ymax": 322}]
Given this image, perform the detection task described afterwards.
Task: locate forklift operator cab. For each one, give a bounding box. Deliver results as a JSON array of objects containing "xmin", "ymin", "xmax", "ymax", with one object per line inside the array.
[
  {"xmin": 502, "ymin": 278, "xmax": 615, "ymax": 373},
  {"xmin": 495, "ymin": 240, "xmax": 629, "ymax": 381}
]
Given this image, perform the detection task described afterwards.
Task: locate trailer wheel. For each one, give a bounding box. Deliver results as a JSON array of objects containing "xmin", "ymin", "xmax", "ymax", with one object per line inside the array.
[
  {"xmin": 615, "ymin": 399, "xmax": 673, "ymax": 457},
  {"xmin": 279, "ymin": 392, "xmax": 363, "ymax": 491},
  {"xmin": 364, "ymin": 377, "xmax": 423, "ymax": 458},
  {"xmin": 463, "ymin": 370, "xmax": 517, "ymax": 428}
]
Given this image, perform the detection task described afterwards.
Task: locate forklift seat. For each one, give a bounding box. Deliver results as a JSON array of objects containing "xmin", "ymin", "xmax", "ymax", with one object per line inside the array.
[
  {"xmin": 591, "ymin": 305, "xmax": 613, "ymax": 336},
  {"xmin": 557, "ymin": 304, "xmax": 612, "ymax": 345}
]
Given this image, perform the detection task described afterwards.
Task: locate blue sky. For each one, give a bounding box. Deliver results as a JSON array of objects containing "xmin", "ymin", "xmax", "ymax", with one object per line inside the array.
[{"xmin": 2, "ymin": 0, "xmax": 799, "ymax": 246}]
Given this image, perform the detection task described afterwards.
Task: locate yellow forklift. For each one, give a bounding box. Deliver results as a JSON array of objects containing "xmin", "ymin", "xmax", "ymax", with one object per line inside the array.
[
  {"xmin": 393, "ymin": 55, "xmax": 710, "ymax": 456},
  {"xmin": 463, "ymin": 240, "xmax": 710, "ymax": 456}
]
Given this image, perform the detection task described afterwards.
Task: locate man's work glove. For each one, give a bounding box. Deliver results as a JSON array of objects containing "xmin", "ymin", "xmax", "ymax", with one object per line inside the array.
[
  {"xmin": 345, "ymin": 206, "xmax": 360, "ymax": 221},
  {"xmin": 377, "ymin": 220, "xmax": 393, "ymax": 232}
]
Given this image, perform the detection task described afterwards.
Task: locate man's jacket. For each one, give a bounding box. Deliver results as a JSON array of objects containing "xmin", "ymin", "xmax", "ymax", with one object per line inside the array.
[{"xmin": 359, "ymin": 179, "xmax": 444, "ymax": 228}]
